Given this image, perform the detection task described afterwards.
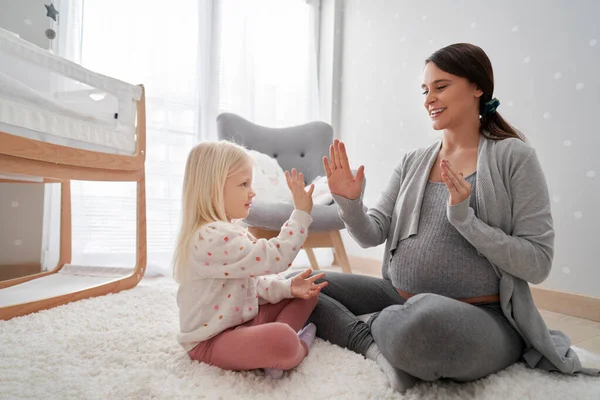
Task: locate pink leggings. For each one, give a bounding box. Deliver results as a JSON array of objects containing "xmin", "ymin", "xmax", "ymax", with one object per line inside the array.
[{"xmin": 188, "ymin": 296, "xmax": 318, "ymax": 371}]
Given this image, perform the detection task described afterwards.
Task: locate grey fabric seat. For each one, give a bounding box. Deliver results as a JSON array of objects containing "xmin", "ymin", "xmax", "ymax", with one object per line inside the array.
[{"xmin": 216, "ymin": 112, "xmax": 352, "ymax": 273}]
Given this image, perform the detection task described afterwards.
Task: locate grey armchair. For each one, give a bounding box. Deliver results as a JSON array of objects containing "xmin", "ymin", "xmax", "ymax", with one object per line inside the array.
[{"xmin": 216, "ymin": 112, "xmax": 352, "ymax": 273}]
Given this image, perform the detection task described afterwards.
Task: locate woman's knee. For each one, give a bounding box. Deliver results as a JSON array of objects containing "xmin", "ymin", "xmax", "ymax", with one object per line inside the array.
[
  {"xmin": 371, "ymin": 293, "xmax": 447, "ymax": 340},
  {"xmin": 370, "ymin": 293, "xmax": 466, "ymax": 380}
]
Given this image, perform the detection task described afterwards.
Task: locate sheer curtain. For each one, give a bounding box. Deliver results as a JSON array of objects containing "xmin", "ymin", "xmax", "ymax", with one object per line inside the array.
[
  {"xmin": 218, "ymin": 0, "xmax": 320, "ymax": 127},
  {"xmin": 46, "ymin": 0, "xmax": 320, "ymax": 275}
]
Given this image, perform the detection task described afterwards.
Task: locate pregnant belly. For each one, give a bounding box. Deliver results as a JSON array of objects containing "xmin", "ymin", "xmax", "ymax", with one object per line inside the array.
[{"xmin": 391, "ymin": 235, "xmax": 500, "ymax": 302}]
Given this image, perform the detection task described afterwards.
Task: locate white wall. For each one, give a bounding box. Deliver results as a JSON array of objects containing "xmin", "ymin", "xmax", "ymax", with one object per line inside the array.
[
  {"xmin": 336, "ymin": 0, "xmax": 600, "ymax": 297},
  {"xmin": 0, "ymin": 0, "xmax": 53, "ymax": 48},
  {"xmin": 0, "ymin": 184, "xmax": 45, "ymax": 264},
  {"xmin": 0, "ymin": 0, "xmax": 56, "ymax": 268}
]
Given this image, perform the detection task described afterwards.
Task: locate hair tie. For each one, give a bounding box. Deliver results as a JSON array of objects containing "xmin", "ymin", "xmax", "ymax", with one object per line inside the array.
[{"xmin": 481, "ymin": 98, "xmax": 500, "ymax": 116}]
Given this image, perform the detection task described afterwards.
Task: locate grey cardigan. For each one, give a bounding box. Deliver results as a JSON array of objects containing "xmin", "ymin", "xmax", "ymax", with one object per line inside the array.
[{"xmin": 333, "ymin": 135, "xmax": 599, "ymax": 375}]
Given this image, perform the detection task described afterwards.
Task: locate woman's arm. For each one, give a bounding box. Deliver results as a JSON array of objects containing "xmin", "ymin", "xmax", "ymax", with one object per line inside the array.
[
  {"xmin": 333, "ymin": 159, "xmax": 405, "ymax": 248},
  {"xmin": 447, "ymin": 149, "xmax": 554, "ymax": 284}
]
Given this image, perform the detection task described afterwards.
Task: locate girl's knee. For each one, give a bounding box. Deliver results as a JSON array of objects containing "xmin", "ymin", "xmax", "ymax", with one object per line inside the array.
[
  {"xmin": 268, "ymin": 323, "xmax": 301, "ymax": 353},
  {"xmin": 266, "ymin": 323, "xmax": 305, "ymax": 369},
  {"xmin": 306, "ymin": 294, "xmax": 319, "ymax": 309},
  {"xmin": 269, "ymin": 321, "xmax": 297, "ymax": 337},
  {"xmin": 289, "ymin": 295, "xmax": 319, "ymax": 315}
]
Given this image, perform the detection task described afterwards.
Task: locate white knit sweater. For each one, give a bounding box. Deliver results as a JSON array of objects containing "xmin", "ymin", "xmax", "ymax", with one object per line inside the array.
[{"xmin": 176, "ymin": 210, "xmax": 313, "ymax": 351}]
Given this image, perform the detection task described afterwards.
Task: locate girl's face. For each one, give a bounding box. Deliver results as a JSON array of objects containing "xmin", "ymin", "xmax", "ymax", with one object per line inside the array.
[
  {"xmin": 421, "ymin": 62, "xmax": 482, "ymax": 131},
  {"xmin": 223, "ymin": 162, "xmax": 255, "ymax": 221}
]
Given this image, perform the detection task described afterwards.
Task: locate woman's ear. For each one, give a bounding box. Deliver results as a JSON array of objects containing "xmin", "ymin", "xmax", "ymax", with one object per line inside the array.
[{"xmin": 474, "ymin": 86, "xmax": 484, "ymax": 99}]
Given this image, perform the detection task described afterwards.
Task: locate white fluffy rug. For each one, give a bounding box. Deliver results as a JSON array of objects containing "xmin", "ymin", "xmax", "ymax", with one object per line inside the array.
[{"xmin": 1, "ymin": 277, "xmax": 599, "ymax": 400}]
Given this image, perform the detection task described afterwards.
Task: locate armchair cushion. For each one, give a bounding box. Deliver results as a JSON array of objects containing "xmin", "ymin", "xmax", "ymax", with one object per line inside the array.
[
  {"xmin": 246, "ymin": 201, "xmax": 345, "ymax": 232},
  {"xmin": 249, "ymin": 149, "xmax": 291, "ymax": 203},
  {"xmin": 310, "ymin": 175, "xmax": 334, "ymax": 205},
  {"xmin": 248, "ymin": 150, "xmax": 333, "ymax": 205}
]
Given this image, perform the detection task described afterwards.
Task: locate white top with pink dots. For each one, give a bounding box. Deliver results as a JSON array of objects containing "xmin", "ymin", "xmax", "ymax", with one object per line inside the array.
[{"xmin": 176, "ymin": 209, "xmax": 313, "ymax": 351}]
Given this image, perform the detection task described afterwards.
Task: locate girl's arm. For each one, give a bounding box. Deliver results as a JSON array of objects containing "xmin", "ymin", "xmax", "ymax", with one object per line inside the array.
[
  {"xmin": 192, "ymin": 210, "xmax": 312, "ymax": 279},
  {"xmin": 255, "ymin": 274, "xmax": 293, "ymax": 304}
]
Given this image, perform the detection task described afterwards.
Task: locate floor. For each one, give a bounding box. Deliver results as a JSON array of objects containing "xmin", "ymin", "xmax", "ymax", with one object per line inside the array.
[
  {"xmin": 4, "ymin": 276, "xmax": 598, "ymax": 399},
  {"xmin": 314, "ymin": 259, "xmax": 600, "ymax": 355}
]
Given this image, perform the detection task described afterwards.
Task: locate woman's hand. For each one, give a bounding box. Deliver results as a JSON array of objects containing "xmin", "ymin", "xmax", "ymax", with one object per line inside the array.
[
  {"xmin": 286, "ymin": 168, "xmax": 315, "ymax": 214},
  {"xmin": 441, "ymin": 159, "xmax": 472, "ymax": 205},
  {"xmin": 323, "ymin": 139, "xmax": 365, "ymax": 200},
  {"xmin": 290, "ymin": 269, "xmax": 328, "ymax": 299}
]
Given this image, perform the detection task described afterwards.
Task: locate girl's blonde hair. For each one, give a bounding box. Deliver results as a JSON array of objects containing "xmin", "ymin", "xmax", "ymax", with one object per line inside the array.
[{"xmin": 172, "ymin": 140, "xmax": 251, "ymax": 283}]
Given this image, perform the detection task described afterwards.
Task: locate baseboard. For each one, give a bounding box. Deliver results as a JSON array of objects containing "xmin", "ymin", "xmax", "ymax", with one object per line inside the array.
[
  {"xmin": 530, "ymin": 287, "xmax": 600, "ymax": 323},
  {"xmin": 0, "ymin": 263, "xmax": 42, "ymax": 282},
  {"xmin": 347, "ymin": 255, "xmax": 600, "ymax": 322}
]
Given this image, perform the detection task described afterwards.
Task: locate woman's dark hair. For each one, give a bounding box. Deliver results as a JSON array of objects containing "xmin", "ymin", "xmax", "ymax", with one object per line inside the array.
[{"xmin": 426, "ymin": 43, "xmax": 524, "ymax": 141}]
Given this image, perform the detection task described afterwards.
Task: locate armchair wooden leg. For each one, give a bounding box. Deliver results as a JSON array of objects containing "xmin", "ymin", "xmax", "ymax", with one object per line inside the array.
[
  {"xmin": 304, "ymin": 248, "xmax": 320, "ymax": 270},
  {"xmin": 329, "ymin": 230, "xmax": 352, "ymax": 273}
]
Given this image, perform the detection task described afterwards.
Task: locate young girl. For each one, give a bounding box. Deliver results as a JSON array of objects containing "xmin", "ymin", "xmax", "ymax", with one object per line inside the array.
[{"xmin": 173, "ymin": 140, "xmax": 327, "ymax": 379}]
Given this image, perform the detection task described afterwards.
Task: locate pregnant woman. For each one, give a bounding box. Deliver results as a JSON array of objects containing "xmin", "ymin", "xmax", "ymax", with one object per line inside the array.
[{"xmin": 299, "ymin": 43, "xmax": 599, "ymax": 393}]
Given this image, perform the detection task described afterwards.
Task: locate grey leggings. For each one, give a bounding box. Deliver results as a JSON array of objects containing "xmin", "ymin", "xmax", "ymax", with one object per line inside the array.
[{"xmin": 288, "ymin": 271, "xmax": 524, "ymax": 382}]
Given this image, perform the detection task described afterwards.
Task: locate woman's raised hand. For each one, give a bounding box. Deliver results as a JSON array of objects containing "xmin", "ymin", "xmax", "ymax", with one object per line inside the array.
[{"xmin": 322, "ymin": 139, "xmax": 365, "ymax": 200}]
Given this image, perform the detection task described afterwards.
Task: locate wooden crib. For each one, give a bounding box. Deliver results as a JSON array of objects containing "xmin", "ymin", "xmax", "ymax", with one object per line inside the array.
[{"xmin": 0, "ymin": 27, "xmax": 147, "ymax": 320}]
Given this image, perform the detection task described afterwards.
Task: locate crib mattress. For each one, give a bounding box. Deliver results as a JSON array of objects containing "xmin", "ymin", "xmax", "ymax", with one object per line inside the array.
[
  {"xmin": 0, "ymin": 266, "xmax": 132, "ymax": 308},
  {"xmin": 0, "ymin": 27, "xmax": 142, "ymax": 155},
  {"xmin": 0, "ymin": 113, "xmax": 134, "ymax": 155}
]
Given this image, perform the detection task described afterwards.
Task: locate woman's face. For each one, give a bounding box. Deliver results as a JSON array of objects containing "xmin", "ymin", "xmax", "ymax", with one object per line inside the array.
[{"xmin": 421, "ymin": 62, "xmax": 483, "ymax": 131}]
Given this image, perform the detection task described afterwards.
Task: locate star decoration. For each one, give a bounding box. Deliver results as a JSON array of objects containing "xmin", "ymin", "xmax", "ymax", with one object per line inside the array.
[{"xmin": 45, "ymin": 3, "xmax": 59, "ymax": 21}]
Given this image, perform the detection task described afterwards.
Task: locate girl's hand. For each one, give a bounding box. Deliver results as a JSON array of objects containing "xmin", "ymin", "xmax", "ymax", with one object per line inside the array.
[
  {"xmin": 323, "ymin": 139, "xmax": 365, "ymax": 200},
  {"xmin": 441, "ymin": 159, "xmax": 472, "ymax": 205},
  {"xmin": 286, "ymin": 168, "xmax": 315, "ymax": 214},
  {"xmin": 290, "ymin": 269, "xmax": 328, "ymax": 299}
]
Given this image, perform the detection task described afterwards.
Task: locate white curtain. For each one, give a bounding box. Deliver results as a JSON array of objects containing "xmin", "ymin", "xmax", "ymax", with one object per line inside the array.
[
  {"xmin": 46, "ymin": 0, "xmax": 320, "ymax": 274},
  {"xmin": 53, "ymin": 0, "xmax": 83, "ymax": 64},
  {"xmin": 218, "ymin": 0, "xmax": 320, "ymax": 127}
]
